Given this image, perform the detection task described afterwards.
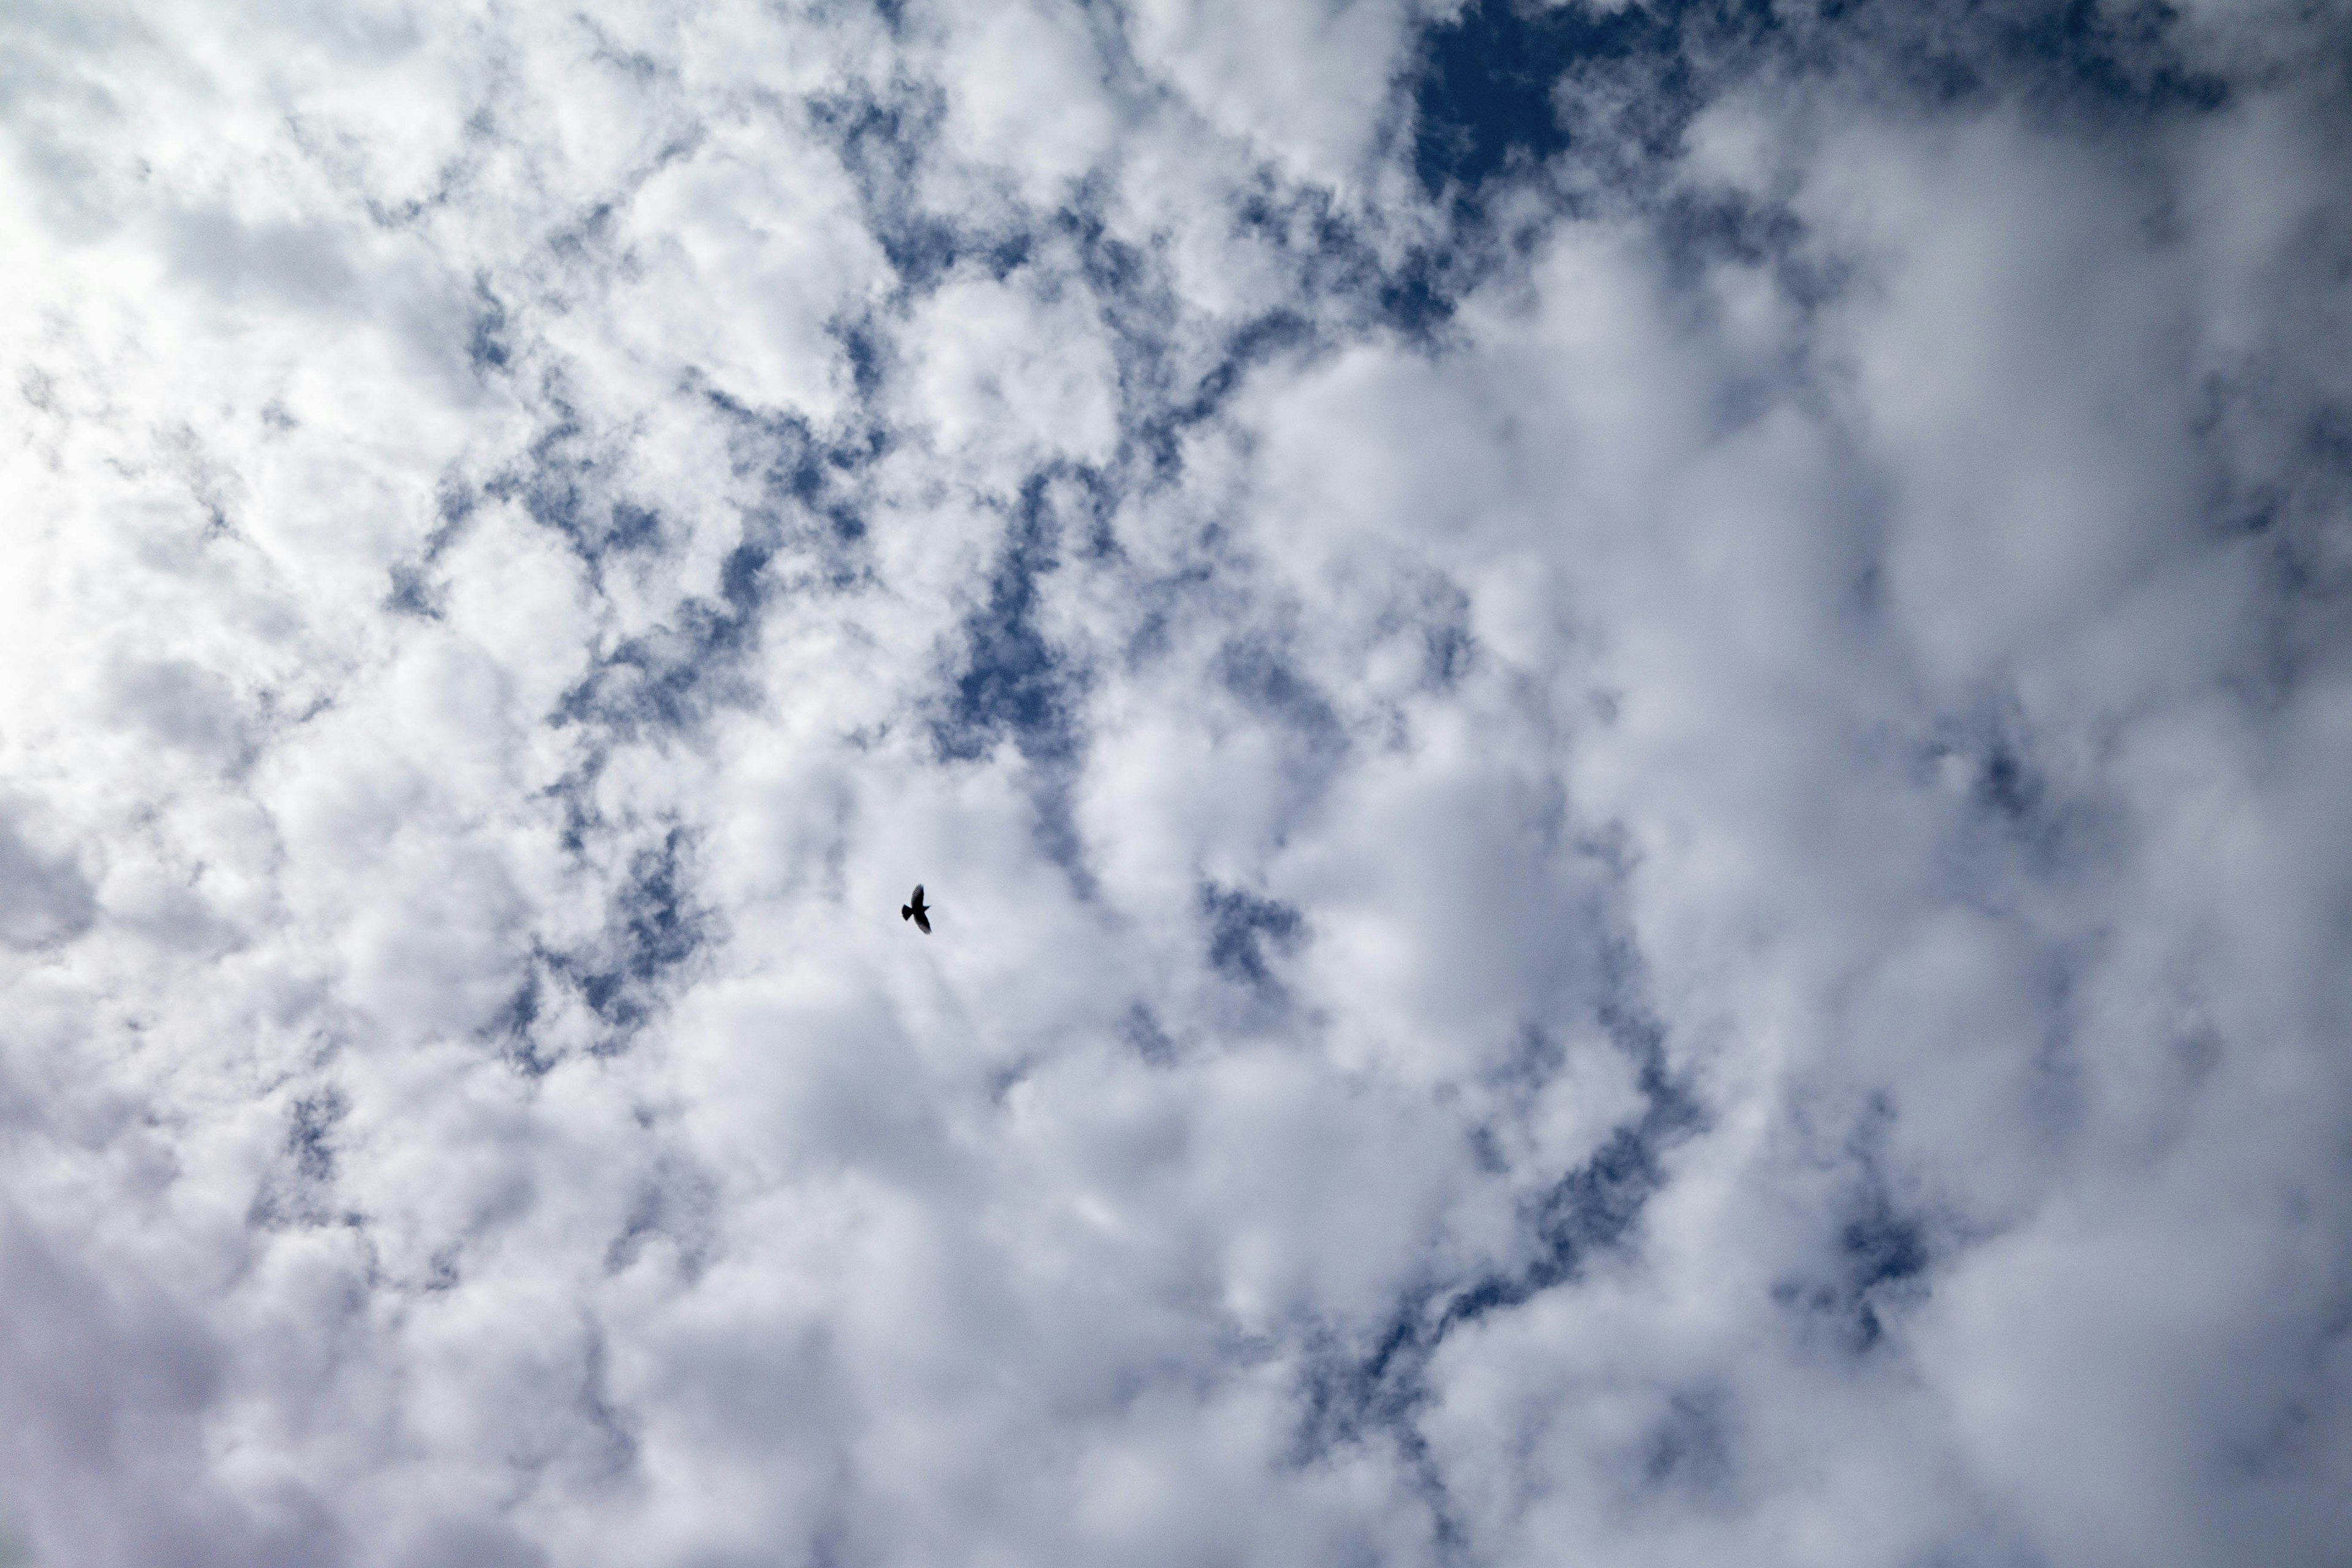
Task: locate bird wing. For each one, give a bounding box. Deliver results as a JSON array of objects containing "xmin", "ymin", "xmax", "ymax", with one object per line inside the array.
[
  {"xmin": 912, "ymin": 883, "xmax": 925, "ymax": 906},
  {"xmin": 914, "ymin": 908, "xmax": 931, "ymax": 934}
]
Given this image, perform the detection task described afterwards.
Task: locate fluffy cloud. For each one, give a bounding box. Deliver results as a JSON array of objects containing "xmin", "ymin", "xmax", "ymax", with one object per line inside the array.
[{"xmin": 2, "ymin": 0, "xmax": 2348, "ymax": 1564}]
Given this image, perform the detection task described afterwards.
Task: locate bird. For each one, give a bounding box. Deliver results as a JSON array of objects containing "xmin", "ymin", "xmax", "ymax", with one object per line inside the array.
[{"xmin": 902, "ymin": 884, "xmax": 932, "ymax": 935}]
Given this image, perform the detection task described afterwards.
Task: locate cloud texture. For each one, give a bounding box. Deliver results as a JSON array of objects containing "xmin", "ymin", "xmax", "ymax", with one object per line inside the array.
[{"xmin": 3, "ymin": 0, "xmax": 2350, "ymax": 1562}]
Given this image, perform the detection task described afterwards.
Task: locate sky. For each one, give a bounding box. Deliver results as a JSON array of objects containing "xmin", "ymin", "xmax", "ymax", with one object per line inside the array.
[{"xmin": 2, "ymin": 0, "xmax": 2350, "ymax": 1564}]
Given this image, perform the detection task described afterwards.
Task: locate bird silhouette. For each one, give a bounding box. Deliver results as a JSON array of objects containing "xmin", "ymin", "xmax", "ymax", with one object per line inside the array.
[{"xmin": 901, "ymin": 884, "xmax": 932, "ymax": 935}]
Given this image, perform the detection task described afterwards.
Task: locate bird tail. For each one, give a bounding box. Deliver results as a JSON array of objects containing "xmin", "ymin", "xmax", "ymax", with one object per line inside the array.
[{"xmin": 901, "ymin": 906, "xmax": 912, "ymax": 920}]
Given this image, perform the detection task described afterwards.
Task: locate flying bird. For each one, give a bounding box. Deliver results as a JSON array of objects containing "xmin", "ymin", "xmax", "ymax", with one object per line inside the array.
[{"xmin": 902, "ymin": 884, "xmax": 932, "ymax": 935}]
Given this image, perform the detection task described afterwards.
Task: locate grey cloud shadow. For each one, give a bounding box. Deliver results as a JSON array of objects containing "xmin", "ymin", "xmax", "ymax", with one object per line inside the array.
[{"xmin": 0, "ymin": 807, "xmax": 97, "ymax": 952}]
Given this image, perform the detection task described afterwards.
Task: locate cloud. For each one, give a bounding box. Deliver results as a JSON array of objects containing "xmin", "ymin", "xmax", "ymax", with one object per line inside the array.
[{"xmin": 2, "ymin": 0, "xmax": 2348, "ymax": 1564}]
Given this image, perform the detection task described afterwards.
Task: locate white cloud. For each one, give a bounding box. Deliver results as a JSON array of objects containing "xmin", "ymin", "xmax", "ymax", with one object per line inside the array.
[
  {"xmin": 1, "ymin": 0, "xmax": 2348, "ymax": 1564},
  {"xmin": 1126, "ymin": 0, "xmax": 1423, "ymax": 190},
  {"xmin": 903, "ymin": 263, "xmax": 1121, "ymax": 478}
]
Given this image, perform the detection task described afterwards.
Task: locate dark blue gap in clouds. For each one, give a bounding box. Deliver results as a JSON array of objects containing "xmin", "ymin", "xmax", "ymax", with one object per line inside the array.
[
  {"xmin": 1839, "ymin": 1195, "xmax": 1929, "ymax": 1351},
  {"xmin": 1291, "ymin": 962, "xmax": 1704, "ymax": 1483},
  {"xmin": 1042, "ymin": 199, "xmax": 1214, "ymax": 489},
  {"xmin": 379, "ymin": 458, "xmax": 483, "ymax": 620},
  {"xmin": 248, "ymin": 1087, "xmax": 359, "ymax": 1232},
  {"xmin": 1360, "ymin": 0, "xmax": 1721, "ymax": 339},
  {"xmin": 1226, "ymin": 179, "xmax": 1444, "ymax": 342},
  {"xmin": 546, "ymin": 199, "xmax": 621, "ymax": 274},
  {"xmin": 546, "ymin": 396, "xmax": 875, "ymax": 752},
  {"xmin": 468, "ymin": 273, "xmax": 512, "ymax": 376},
  {"xmin": 1422, "ymin": 618, "xmax": 1476, "ymax": 693},
  {"xmin": 1215, "ymin": 628, "xmax": 1345, "ymax": 756},
  {"xmin": 1467, "ymin": 990, "xmax": 1704, "ymax": 1326},
  {"xmin": 554, "ymin": 595, "xmax": 756, "ymax": 739},
  {"xmin": 1485, "ymin": 1020, "xmax": 1567, "ymax": 1110},
  {"xmin": 287, "ymin": 1087, "xmax": 347, "ymax": 1186},
  {"xmin": 1121, "ymin": 1001, "xmax": 1178, "ymax": 1066},
  {"xmin": 813, "ymin": 97, "xmax": 1405, "ymax": 500},
  {"xmin": 608, "ymin": 502, "xmax": 663, "ymax": 552},
  {"xmin": 1176, "ymin": 623, "xmax": 1353, "ymax": 853},
  {"xmin": 701, "ymin": 383, "xmax": 877, "ymax": 553},
  {"xmin": 1771, "ymin": 1093, "xmax": 1936, "ymax": 1354},
  {"xmin": 566, "ymin": 826, "xmax": 715, "ymax": 1054},
  {"xmin": 834, "ymin": 312, "xmax": 889, "ymax": 404},
  {"xmin": 934, "ymin": 471, "xmax": 1094, "ymax": 768},
  {"xmin": 485, "ymin": 387, "xmax": 662, "ymax": 582},
  {"xmin": 484, "ymin": 827, "xmax": 717, "ymax": 1071},
  {"xmin": 1853, "ymin": 0, "xmax": 2231, "ymax": 113},
  {"xmin": 1134, "ymin": 306, "xmax": 1315, "ymax": 482},
  {"xmin": 577, "ymin": 1326, "xmax": 641, "ymax": 1486},
  {"xmin": 1062, "ymin": 189, "xmax": 1340, "ymax": 495},
  {"xmin": 383, "ymin": 563, "xmax": 443, "ymax": 620},
  {"xmin": 485, "ymin": 959, "xmax": 559, "ymax": 1079},
  {"xmin": 1651, "ymin": 184, "xmax": 1830, "ymax": 300},
  {"xmin": 811, "ymin": 90, "xmax": 1033, "ymax": 295},
  {"xmin": 1922, "ymin": 693, "xmax": 2126, "ymax": 885},
  {"xmin": 933, "ymin": 471, "xmax": 1112, "ymax": 891},
  {"xmin": 1409, "ymin": 0, "xmax": 1692, "ymax": 198},
  {"xmin": 1401, "ymin": 0, "xmax": 2230, "ymax": 315},
  {"xmin": 819, "ymin": 102, "xmax": 1440, "ymax": 484},
  {"xmin": 1199, "ymin": 881, "xmax": 1306, "ymax": 997},
  {"xmin": 1769, "ymin": 1193, "xmax": 1932, "ymax": 1354}
]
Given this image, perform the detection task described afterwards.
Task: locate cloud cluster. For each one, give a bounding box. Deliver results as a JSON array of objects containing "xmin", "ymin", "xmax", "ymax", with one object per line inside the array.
[{"xmin": 3, "ymin": 0, "xmax": 2348, "ymax": 1563}]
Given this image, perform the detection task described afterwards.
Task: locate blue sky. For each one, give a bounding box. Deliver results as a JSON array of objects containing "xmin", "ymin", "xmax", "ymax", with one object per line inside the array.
[{"xmin": 2, "ymin": 0, "xmax": 2349, "ymax": 1564}]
